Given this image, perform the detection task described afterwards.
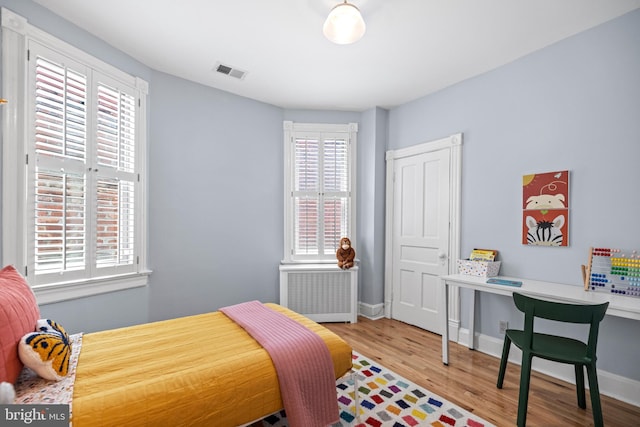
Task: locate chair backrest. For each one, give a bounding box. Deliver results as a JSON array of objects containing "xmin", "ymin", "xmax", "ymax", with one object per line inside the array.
[{"xmin": 512, "ymin": 292, "xmax": 609, "ymax": 358}]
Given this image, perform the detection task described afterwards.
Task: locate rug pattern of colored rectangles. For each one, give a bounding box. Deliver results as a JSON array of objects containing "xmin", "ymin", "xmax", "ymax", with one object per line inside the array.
[{"xmin": 261, "ymin": 351, "xmax": 494, "ymax": 427}]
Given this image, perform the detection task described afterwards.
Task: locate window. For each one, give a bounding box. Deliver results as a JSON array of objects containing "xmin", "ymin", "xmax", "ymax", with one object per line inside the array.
[
  {"xmin": 1, "ymin": 9, "xmax": 148, "ymax": 302},
  {"xmin": 283, "ymin": 121, "xmax": 357, "ymax": 262}
]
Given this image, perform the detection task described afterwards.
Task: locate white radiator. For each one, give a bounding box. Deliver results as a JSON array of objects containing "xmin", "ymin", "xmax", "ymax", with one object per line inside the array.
[{"xmin": 279, "ymin": 263, "xmax": 358, "ymax": 323}]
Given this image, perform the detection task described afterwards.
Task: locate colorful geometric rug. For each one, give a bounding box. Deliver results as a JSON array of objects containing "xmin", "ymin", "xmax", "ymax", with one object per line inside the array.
[{"xmin": 258, "ymin": 351, "xmax": 494, "ymax": 427}]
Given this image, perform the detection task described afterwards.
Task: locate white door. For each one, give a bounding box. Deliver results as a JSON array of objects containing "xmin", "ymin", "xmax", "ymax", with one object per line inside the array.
[{"xmin": 386, "ymin": 135, "xmax": 461, "ymax": 334}]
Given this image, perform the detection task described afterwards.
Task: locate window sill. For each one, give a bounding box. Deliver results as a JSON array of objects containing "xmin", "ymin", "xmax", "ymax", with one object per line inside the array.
[
  {"xmin": 279, "ymin": 260, "xmax": 359, "ymax": 271},
  {"xmin": 280, "ymin": 259, "xmax": 337, "ymax": 265},
  {"xmin": 280, "ymin": 259, "xmax": 359, "ymax": 264},
  {"xmin": 33, "ymin": 270, "xmax": 151, "ymax": 305}
]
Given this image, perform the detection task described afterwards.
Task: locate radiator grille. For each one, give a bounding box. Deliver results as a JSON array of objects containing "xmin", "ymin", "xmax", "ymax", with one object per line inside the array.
[
  {"xmin": 279, "ymin": 265, "xmax": 358, "ymax": 322},
  {"xmin": 287, "ymin": 271, "xmax": 351, "ymax": 314}
]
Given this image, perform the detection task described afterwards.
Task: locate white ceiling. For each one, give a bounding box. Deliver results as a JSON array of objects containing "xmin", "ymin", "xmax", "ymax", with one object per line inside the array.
[{"xmin": 34, "ymin": 0, "xmax": 640, "ymax": 111}]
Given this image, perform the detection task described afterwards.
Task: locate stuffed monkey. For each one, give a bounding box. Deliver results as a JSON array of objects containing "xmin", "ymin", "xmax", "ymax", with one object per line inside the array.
[{"xmin": 336, "ymin": 237, "xmax": 355, "ymax": 269}]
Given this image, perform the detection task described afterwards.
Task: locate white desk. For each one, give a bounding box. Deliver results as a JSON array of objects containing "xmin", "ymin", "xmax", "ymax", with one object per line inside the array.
[{"xmin": 439, "ymin": 274, "xmax": 640, "ymax": 365}]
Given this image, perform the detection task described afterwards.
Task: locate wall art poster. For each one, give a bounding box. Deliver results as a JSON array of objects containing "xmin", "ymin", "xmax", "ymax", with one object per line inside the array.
[{"xmin": 522, "ymin": 170, "xmax": 569, "ymax": 246}]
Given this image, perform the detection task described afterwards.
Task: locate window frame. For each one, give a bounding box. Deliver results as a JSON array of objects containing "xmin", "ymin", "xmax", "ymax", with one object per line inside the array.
[
  {"xmin": 1, "ymin": 8, "xmax": 150, "ymax": 304},
  {"xmin": 282, "ymin": 121, "xmax": 357, "ymax": 263}
]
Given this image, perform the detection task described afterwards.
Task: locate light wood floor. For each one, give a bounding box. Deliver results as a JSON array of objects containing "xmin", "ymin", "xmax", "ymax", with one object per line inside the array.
[{"xmin": 323, "ymin": 316, "xmax": 639, "ymax": 427}]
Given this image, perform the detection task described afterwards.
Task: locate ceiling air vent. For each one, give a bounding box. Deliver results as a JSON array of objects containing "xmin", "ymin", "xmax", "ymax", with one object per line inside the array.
[{"xmin": 215, "ymin": 63, "xmax": 247, "ymax": 80}]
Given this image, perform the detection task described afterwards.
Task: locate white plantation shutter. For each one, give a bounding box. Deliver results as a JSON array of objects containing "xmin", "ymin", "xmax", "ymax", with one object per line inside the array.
[
  {"xmin": 34, "ymin": 170, "xmax": 86, "ymax": 274},
  {"xmin": 96, "ymin": 84, "xmax": 136, "ymax": 171},
  {"xmin": 284, "ymin": 122, "xmax": 356, "ymax": 262},
  {"xmin": 95, "ymin": 178, "xmax": 135, "ymax": 267},
  {"xmin": 31, "ymin": 52, "xmax": 89, "ymax": 282},
  {"xmin": 294, "ymin": 137, "xmax": 319, "ymax": 254},
  {"xmin": 34, "ymin": 58, "xmax": 87, "ymax": 160},
  {"xmin": 2, "ymin": 9, "xmax": 148, "ymax": 300},
  {"xmin": 94, "ymin": 82, "xmax": 137, "ymax": 270},
  {"xmin": 26, "ymin": 41, "xmax": 141, "ymax": 286},
  {"xmin": 322, "ymin": 136, "xmax": 350, "ymax": 255}
]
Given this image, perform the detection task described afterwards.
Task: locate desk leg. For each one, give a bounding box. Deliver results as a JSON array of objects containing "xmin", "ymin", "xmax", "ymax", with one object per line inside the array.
[
  {"xmin": 441, "ymin": 280, "xmax": 449, "ymax": 365},
  {"xmin": 468, "ymin": 289, "xmax": 476, "ymax": 350}
]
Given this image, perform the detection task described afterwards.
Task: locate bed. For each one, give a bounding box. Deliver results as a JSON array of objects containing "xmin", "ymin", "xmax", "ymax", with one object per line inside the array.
[{"xmin": 0, "ymin": 266, "xmax": 353, "ymax": 426}]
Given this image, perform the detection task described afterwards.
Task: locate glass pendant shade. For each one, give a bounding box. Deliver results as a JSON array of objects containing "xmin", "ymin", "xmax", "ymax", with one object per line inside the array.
[{"xmin": 323, "ymin": 1, "xmax": 366, "ymax": 45}]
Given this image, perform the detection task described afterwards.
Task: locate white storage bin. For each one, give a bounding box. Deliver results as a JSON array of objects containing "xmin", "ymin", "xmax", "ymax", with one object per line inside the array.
[{"xmin": 457, "ymin": 259, "xmax": 501, "ymax": 277}]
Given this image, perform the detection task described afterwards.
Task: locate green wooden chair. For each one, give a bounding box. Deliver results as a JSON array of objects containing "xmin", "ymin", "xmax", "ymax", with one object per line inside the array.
[{"xmin": 496, "ymin": 292, "xmax": 609, "ymax": 427}]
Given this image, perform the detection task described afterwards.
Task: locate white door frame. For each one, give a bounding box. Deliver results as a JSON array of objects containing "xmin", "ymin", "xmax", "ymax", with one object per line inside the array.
[{"xmin": 384, "ymin": 133, "xmax": 463, "ymax": 339}]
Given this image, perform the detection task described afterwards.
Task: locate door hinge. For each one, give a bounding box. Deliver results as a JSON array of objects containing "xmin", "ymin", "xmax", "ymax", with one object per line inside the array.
[
  {"xmin": 24, "ymin": 266, "xmax": 28, "ymax": 277},
  {"xmin": 26, "ymin": 154, "xmax": 29, "ymax": 165},
  {"xmin": 137, "ymin": 256, "xmax": 139, "ymax": 265}
]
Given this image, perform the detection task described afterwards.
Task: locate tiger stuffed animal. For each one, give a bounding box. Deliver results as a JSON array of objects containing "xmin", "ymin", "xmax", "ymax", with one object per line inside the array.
[{"xmin": 19, "ymin": 319, "xmax": 72, "ymax": 381}]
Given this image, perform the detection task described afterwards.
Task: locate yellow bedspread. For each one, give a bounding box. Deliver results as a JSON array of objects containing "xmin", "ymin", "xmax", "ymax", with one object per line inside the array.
[{"xmin": 72, "ymin": 303, "xmax": 352, "ymax": 427}]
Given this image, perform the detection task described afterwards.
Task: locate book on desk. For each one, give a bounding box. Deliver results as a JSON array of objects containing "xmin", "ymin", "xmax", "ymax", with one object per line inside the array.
[{"xmin": 486, "ymin": 278, "xmax": 523, "ymax": 287}]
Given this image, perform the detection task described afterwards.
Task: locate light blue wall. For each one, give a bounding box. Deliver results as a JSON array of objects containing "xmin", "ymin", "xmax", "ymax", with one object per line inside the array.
[
  {"xmin": 35, "ymin": 287, "xmax": 149, "ymax": 331},
  {"xmin": 358, "ymin": 107, "xmax": 388, "ymax": 307},
  {"xmin": 147, "ymin": 71, "xmax": 284, "ymax": 320},
  {"xmin": 388, "ymin": 9, "xmax": 640, "ymax": 380},
  {"xmin": 282, "ymin": 110, "xmax": 361, "ymax": 124}
]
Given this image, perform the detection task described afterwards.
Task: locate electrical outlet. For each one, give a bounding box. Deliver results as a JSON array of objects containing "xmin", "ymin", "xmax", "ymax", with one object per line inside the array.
[{"xmin": 499, "ymin": 320, "xmax": 509, "ymax": 334}]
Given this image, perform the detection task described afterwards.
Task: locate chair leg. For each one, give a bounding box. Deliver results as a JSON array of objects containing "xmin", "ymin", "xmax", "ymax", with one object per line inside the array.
[
  {"xmin": 586, "ymin": 364, "xmax": 604, "ymax": 427},
  {"xmin": 575, "ymin": 364, "xmax": 586, "ymax": 409},
  {"xmin": 516, "ymin": 353, "xmax": 533, "ymax": 427},
  {"xmin": 496, "ymin": 336, "xmax": 511, "ymax": 389}
]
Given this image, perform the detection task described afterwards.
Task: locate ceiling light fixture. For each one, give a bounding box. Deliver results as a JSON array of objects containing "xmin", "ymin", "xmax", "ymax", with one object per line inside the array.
[{"xmin": 323, "ymin": 1, "xmax": 366, "ymax": 45}]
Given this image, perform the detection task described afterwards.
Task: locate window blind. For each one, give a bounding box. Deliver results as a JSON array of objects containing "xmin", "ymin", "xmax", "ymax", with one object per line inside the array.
[
  {"xmin": 29, "ymin": 49, "xmax": 139, "ymax": 283},
  {"xmin": 95, "ymin": 83, "xmax": 137, "ymax": 269},
  {"xmin": 292, "ymin": 134, "xmax": 350, "ymax": 257},
  {"xmin": 33, "ymin": 56, "xmax": 88, "ymax": 276},
  {"xmin": 2, "ymin": 8, "xmax": 149, "ymax": 300}
]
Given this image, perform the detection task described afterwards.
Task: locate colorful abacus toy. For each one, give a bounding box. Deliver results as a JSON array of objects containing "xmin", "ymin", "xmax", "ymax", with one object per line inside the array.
[{"xmin": 582, "ymin": 247, "xmax": 640, "ymax": 298}]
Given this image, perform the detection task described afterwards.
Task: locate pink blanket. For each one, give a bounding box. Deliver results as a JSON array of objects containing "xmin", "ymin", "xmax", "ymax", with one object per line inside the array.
[{"xmin": 220, "ymin": 301, "xmax": 339, "ymax": 427}]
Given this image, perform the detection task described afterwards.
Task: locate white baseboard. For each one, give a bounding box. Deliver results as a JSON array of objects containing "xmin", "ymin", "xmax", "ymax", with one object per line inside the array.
[
  {"xmin": 457, "ymin": 328, "xmax": 640, "ymax": 407},
  {"xmin": 358, "ymin": 302, "xmax": 385, "ymax": 320}
]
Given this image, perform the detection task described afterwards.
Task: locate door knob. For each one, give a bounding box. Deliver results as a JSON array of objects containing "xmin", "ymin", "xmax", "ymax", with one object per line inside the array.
[{"xmin": 438, "ymin": 252, "xmax": 448, "ymax": 265}]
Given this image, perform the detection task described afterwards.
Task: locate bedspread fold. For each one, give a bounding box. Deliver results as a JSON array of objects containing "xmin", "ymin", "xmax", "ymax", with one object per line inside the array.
[{"xmin": 220, "ymin": 300, "xmax": 339, "ymax": 427}]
